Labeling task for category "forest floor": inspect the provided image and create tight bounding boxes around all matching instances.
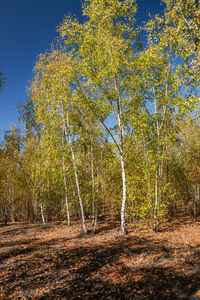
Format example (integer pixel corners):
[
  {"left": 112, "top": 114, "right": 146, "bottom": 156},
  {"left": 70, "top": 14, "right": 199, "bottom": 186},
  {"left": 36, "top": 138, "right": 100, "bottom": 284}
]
[{"left": 0, "top": 217, "right": 200, "bottom": 299}]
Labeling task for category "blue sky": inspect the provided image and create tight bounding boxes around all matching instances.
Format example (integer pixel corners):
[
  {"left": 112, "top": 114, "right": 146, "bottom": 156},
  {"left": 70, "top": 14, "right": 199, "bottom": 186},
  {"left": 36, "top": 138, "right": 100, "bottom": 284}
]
[{"left": 0, "top": 0, "right": 162, "bottom": 133}]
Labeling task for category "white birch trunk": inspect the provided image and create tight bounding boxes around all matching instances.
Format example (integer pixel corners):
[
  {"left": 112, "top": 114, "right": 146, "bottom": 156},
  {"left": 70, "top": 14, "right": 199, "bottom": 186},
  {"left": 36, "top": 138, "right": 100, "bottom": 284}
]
[
  {"left": 9, "top": 181, "right": 15, "bottom": 223},
  {"left": 153, "top": 169, "right": 159, "bottom": 232},
  {"left": 69, "top": 175, "right": 81, "bottom": 220},
  {"left": 194, "top": 184, "right": 199, "bottom": 219},
  {"left": 153, "top": 95, "right": 160, "bottom": 232},
  {"left": 100, "top": 152, "right": 105, "bottom": 215},
  {"left": 120, "top": 151, "right": 127, "bottom": 234},
  {"left": 70, "top": 139, "right": 87, "bottom": 233},
  {"left": 32, "top": 189, "right": 37, "bottom": 221},
  {"left": 91, "top": 146, "right": 97, "bottom": 233},
  {"left": 62, "top": 134, "right": 70, "bottom": 226},
  {"left": 40, "top": 203, "right": 46, "bottom": 225},
  {"left": 70, "top": 140, "right": 87, "bottom": 233},
  {"left": 95, "top": 165, "right": 99, "bottom": 231},
  {"left": 142, "top": 134, "right": 151, "bottom": 211},
  {"left": 39, "top": 179, "right": 46, "bottom": 224},
  {"left": 115, "top": 77, "right": 127, "bottom": 235},
  {"left": 62, "top": 156, "right": 71, "bottom": 226},
  {"left": 62, "top": 109, "right": 87, "bottom": 233},
  {"left": 60, "top": 186, "right": 63, "bottom": 211}
]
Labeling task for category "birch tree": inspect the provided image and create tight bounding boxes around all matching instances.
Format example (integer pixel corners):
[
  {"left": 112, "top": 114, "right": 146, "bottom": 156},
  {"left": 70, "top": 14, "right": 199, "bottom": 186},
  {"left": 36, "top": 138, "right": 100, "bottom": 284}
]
[
  {"left": 30, "top": 50, "right": 89, "bottom": 233},
  {"left": 59, "top": 0, "right": 139, "bottom": 234}
]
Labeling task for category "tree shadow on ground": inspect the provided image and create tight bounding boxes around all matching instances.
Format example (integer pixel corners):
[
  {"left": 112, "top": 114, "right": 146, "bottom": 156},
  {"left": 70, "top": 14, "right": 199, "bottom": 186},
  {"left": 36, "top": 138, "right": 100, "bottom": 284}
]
[
  {"left": 1, "top": 228, "right": 200, "bottom": 300},
  {"left": 0, "top": 224, "right": 51, "bottom": 236},
  {"left": 40, "top": 239, "right": 200, "bottom": 299},
  {"left": 0, "top": 238, "right": 39, "bottom": 249},
  {"left": 160, "top": 216, "right": 200, "bottom": 233}
]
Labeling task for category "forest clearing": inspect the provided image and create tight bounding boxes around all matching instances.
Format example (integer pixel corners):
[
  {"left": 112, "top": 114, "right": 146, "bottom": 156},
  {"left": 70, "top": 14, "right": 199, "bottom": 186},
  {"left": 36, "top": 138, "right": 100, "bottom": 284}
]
[{"left": 1, "top": 217, "right": 200, "bottom": 299}]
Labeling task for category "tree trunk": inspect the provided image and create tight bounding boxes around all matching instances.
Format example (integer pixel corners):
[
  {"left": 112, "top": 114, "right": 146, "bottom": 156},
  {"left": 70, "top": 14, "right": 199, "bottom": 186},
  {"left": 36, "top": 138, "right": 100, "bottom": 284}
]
[
  {"left": 91, "top": 146, "right": 97, "bottom": 233},
  {"left": 114, "top": 111, "right": 127, "bottom": 234},
  {"left": 39, "top": 180, "right": 46, "bottom": 224},
  {"left": 62, "top": 134, "right": 70, "bottom": 226},
  {"left": 3, "top": 180, "right": 9, "bottom": 225},
  {"left": 153, "top": 168, "right": 159, "bottom": 232},
  {"left": 32, "top": 189, "right": 38, "bottom": 222},
  {"left": 69, "top": 175, "right": 81, "bottom": 220},
  {"left": 194, "top": 184, "right": 199, "bottom": 219},
  {"left": 114, "top": 77, "right": 127, "bottom": 235},
  {"left": 100, "top": 152, "right": 105, "bottom": 215},
  {"left": 40, "top": 202, "right": 46, "bottom": 224},
  {"left": 4, "top": 214, "right": 8, "bottom": 225},
  {"left": 120, "top": 151, "right": 127, "bottom": 234},
  {"left": 10, "top": 182, "right": 15, "bottom": 223},
  {"left": 62, "top": 109, "right": 87, "bottom": 234},
  {"left": 69, "top": 138, "right": 87, "bottom": 233},
  {"left": 153, "top": 94, "right": 161, "bottom": 233}
]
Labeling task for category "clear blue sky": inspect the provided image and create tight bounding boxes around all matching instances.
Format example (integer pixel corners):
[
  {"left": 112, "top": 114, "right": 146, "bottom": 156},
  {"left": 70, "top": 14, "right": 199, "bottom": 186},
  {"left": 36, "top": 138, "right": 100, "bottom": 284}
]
[{"left": 0, "top": 0, "right": 162, "bottom": 133}]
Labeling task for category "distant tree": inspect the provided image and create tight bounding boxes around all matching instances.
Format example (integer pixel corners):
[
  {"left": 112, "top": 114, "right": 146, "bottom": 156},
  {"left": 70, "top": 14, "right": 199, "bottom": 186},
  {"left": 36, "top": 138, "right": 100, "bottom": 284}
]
[{"left": 0, "top": 126, "right": 22, "bottom": 223}]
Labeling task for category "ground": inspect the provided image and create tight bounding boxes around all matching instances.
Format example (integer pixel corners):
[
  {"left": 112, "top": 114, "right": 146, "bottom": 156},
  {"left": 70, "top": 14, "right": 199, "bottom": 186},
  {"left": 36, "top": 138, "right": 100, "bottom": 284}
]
[{"left": 0, "top": 217, "right": 200, "bottom": 299}]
